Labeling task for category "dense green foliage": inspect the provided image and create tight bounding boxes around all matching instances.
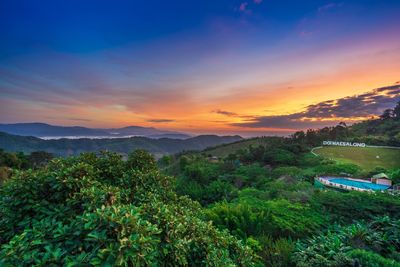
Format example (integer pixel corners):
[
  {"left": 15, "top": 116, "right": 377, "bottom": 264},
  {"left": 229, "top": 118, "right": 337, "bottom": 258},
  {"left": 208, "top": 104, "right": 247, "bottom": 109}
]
[
  {"left": 0, "top": 149, "right": 53, "bottom": 184},
  {"left": 0, "top": 149, "right": 53, "bottom": 169},
  {"left": 205, "top": 197, "right": 325, "bottom": 239},
  {"left": 166, "top": 139, "right": 400, "bottom": 265},
  {"left": 351, "top": 101, "right": 400, "bottom": 146},
  {"left": 0, "top": 151, "right": 255, "bottom": 266},
  {"left": 294, "top": 216, "right": 400, "bottom": 266},
  {"left": 296, "top": 101, "right": 400, "bottom": 147},
  {"left": 311, "top": 190, "right": 400, "bottom": 223},
  {"left": 159, "top": 102, "right": 400, "bottom": 266}
]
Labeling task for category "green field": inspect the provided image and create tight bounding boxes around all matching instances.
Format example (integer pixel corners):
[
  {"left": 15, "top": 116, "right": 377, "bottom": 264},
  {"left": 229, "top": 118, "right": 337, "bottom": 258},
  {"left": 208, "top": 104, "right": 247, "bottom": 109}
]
[{"left": 313, "top": 146, "right": 400, "bottom": 171}]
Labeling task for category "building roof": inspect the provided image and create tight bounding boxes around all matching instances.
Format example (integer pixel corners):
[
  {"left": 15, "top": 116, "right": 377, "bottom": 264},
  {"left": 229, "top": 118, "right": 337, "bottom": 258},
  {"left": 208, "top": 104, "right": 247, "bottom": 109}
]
[{"left": 372, "top": 173, "right": 389, "bottom": 179}]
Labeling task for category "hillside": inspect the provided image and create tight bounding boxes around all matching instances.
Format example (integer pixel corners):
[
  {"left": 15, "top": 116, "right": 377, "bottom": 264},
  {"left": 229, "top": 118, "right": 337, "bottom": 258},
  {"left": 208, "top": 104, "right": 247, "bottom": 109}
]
[
  {"left": 203, "top": 101, "right": 400, "bottom": 159},
  {"left": 0, "top": 132, "right": 242, "bottom": 157},
  {"left": 204, "top": 136, "right": 284, "bottom": 158},
  {"left": 312, "top": 146, "right": 400, "bottom": 171}
]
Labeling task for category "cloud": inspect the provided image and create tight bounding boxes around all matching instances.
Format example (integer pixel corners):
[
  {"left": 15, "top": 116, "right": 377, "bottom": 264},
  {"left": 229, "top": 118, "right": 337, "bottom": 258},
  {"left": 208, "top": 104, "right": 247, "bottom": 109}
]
[
  {"left": 238, "top": 2, "right": 252, "bottom": 14},
  {"left": 209, "top": 120, "right": 230, "bottom": 123},
  {"left": 212, "top": 109, "right": 255, "bottom": 119},
  {"left": 239, "top": 2, "right": 248, "bottom": 11},
  {"left": 212, "top": 109, "right": 239, "bottom": 117},
  {"left": 299, "top": 30, "right": 314, "bottom": 37},
  {"left": 44, "top": 116, "right": 92, "bottom": 122},
  {"left": 67, "top": 117, "right": 93, "bottom": 122},
  {"left": 146, "top": 119, "right": 175, "bottom": 123},
  {"left": 0, "top": 51, "right": 201, "bottom": 119},
  {"left": 237, "top": 0, "right": 263, "bottom": 15},
  {"left": 233, "top": 85, "right": 400, "bottom": 129},
  {"left": 318, "top": 2, "right": 343, "bottom": 12}
]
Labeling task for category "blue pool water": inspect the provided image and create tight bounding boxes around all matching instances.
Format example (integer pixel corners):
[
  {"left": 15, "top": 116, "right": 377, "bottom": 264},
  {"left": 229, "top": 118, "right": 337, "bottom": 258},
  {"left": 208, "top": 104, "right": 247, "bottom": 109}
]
[{"left": 328, "top": 178, "right": 390, "bottom": 191}]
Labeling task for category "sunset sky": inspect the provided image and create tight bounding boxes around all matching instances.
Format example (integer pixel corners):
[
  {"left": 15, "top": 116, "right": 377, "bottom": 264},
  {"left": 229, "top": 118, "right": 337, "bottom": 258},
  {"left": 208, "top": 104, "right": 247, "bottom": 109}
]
[{"left": 0, "top": 0, "right": 400, "bottom": 136}]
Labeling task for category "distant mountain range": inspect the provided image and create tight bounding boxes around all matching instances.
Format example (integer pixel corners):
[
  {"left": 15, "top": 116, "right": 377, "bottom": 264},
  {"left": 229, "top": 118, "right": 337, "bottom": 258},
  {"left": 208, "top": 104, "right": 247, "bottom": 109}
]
[
  {"left": 0, "top": 131, "right": 242, "bottom": 157},
  {"left": 0, "top": 123, "right": 191, "bottom": 139}
]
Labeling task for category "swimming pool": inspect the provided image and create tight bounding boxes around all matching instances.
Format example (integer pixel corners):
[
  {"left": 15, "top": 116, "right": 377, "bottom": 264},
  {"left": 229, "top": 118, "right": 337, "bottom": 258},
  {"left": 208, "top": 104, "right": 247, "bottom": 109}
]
[{"left": 327, "top": 177, "right": 390, "bottom": 191}]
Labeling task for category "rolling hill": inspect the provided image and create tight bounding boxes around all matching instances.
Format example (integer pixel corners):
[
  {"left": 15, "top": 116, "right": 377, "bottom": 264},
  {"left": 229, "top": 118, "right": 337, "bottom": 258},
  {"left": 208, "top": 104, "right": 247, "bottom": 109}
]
[
  {"left": 203, "top": 136, "right": 285, "bottom": 158},
  {"left": 0, "top": 132, "right": 242, "bottom": 157}
]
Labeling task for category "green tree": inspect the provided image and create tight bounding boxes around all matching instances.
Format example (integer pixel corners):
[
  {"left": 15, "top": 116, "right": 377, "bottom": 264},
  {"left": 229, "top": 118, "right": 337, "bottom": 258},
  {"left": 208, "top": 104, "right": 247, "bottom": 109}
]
[
  {"left": 393, "top": 101, "right": 400, "bottom": 120},
  {"left": 28, "top": 151, "right": 53, "bottom": 168},
  {"left": 126, "top": 149, "right": 157, "bottom": 172}
]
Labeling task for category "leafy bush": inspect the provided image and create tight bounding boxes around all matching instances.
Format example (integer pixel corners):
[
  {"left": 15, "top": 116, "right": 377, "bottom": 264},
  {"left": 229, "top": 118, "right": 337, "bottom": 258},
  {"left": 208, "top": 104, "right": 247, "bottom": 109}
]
[
  {"left": 389, "top": 168, "right": 400, "bottom": 184},
  {"left": 176, "top": 177, "right": 238, "bottom": 205},
  {"left": 257, "top": 236, "right": 295, "bottom": 267},
  {"left": 205, "top": 197, "right": 325, "bottom": 239},
  {"left": 0, "top": 151, "right": 256, "bottom": 266},
  {"left": 311, "top": 190, "right": 400, "bottom": 223},
  {"left": 293, "top": 216, "right": 400, "bottom": 266},
  {"left": 0, "top": 167, "right": 12, "bottom": 184},
  {"left": 314, "top": 162, "right": 362, "bottom": 176},
  {"left": 263, "top": 149, "right": 297, "bottom": 165},
  {"left": 183, "top": 160, "right": 219, "bottom": 184},
  {"left": 126, "top": 149, "right": 157, "bottom": 172},
  {"left": 347, "top": 249, "right": 400, "bottom": 267},
  {"left": 271, "top": 166, "right": 304, "bottom": 179},
  {"left": 233, "top": 163, "right": 269, "bottom": 187}
]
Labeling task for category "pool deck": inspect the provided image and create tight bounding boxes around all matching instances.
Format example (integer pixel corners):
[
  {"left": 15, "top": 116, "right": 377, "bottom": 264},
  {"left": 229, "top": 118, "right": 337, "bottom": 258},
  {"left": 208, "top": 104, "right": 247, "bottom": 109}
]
[{"left": 315, "top": 176, "right": 388, "bottom": 192}]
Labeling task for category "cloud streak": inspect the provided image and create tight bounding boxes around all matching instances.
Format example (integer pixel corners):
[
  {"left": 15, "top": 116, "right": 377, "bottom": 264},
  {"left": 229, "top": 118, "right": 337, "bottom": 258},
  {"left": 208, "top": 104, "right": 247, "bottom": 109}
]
[
  {"left": 212, "top": 109, "right": 255, "bottom": 120},
  {"left": 212, "top": 109, "right": 239, "bottom": 117},
  {"left": 146, "top": 119, "right": 175, "bottom": 123},
  {"left": 318, "top": 2, "right": 343, "bottom": 12}
]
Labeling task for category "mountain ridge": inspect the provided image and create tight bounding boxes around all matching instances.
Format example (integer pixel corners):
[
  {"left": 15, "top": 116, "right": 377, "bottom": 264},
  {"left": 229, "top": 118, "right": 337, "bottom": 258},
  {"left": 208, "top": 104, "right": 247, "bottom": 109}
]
[
  {"left": 0, "top": 122, "right": 191, "bottom": 139},
  {"left": 0, "top": 131, "right": 242, "bottom": 157}
]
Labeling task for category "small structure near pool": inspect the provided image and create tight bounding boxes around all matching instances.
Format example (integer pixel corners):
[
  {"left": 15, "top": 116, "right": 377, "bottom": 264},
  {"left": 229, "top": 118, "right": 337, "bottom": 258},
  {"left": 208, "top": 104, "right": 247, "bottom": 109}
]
[
  {"left": 315, "top": 176, "right": 392, "bottom": 192},
  {"left": 371, "top": 173, "right": 392, "bottom": 186}
]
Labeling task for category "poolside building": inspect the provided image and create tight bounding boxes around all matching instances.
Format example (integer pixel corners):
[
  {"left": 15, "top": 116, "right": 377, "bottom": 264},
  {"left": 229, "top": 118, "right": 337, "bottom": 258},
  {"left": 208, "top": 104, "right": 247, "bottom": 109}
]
[{"left": 371, "top": 173, "right": 392, "bottom": 186}]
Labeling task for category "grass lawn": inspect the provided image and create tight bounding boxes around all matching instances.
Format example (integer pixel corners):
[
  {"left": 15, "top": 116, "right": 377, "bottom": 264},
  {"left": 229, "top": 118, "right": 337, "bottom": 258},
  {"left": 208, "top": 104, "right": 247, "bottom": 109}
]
[{"left": 313, "top": 146, "right": 400, "bottom": 171}]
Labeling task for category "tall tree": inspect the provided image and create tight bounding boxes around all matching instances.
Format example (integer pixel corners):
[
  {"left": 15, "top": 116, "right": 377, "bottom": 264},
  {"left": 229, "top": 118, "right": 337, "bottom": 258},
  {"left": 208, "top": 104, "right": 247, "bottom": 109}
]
[
  {"left": 393, "top": 100, "right": 400, "bottom": 120},
  {"left": 380, "top": 108, "right": 393, "bottom": 120}
]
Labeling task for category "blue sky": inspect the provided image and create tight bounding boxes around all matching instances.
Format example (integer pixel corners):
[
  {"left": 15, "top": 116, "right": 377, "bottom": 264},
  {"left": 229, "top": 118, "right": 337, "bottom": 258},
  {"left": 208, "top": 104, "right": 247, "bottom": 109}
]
[{"left": 0, "top": 0, "right": 399, "bottom": 135}]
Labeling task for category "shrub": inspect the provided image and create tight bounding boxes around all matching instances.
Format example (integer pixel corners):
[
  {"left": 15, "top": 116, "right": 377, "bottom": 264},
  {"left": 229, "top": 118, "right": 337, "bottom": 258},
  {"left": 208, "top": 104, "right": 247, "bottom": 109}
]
[
  {"left": 0, "top": 152, "right": 256, "bottom": 266},
  {"left": 258, "top": 236, "right": 295, "bottom": 267},
  {"left": 311, "top": 191, "right": 400, "bottom": 223},
  {"left": 126, "top": 149, "right": 157, "bottom": 172},
  {"left": 205, "top": 197, "right": 325, "bottom": 239},
  {"left": 271, "top": 166, "right": 304, "bottom": 179},
  {"left": 293, "top": 217, "right": 400, "bottom": 266},
  {"left": 314, "top": 162, "right": 362, "bottom": 176},
  {"left": 347, "top": 249, "right": 400, "bottom": 267}
]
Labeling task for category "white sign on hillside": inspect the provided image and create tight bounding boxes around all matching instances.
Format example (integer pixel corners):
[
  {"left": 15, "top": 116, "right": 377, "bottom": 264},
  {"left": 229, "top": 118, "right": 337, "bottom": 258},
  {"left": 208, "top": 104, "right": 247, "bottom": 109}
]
[{"left": 323, "top": 140, "right": 366, "bottom": 147}]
